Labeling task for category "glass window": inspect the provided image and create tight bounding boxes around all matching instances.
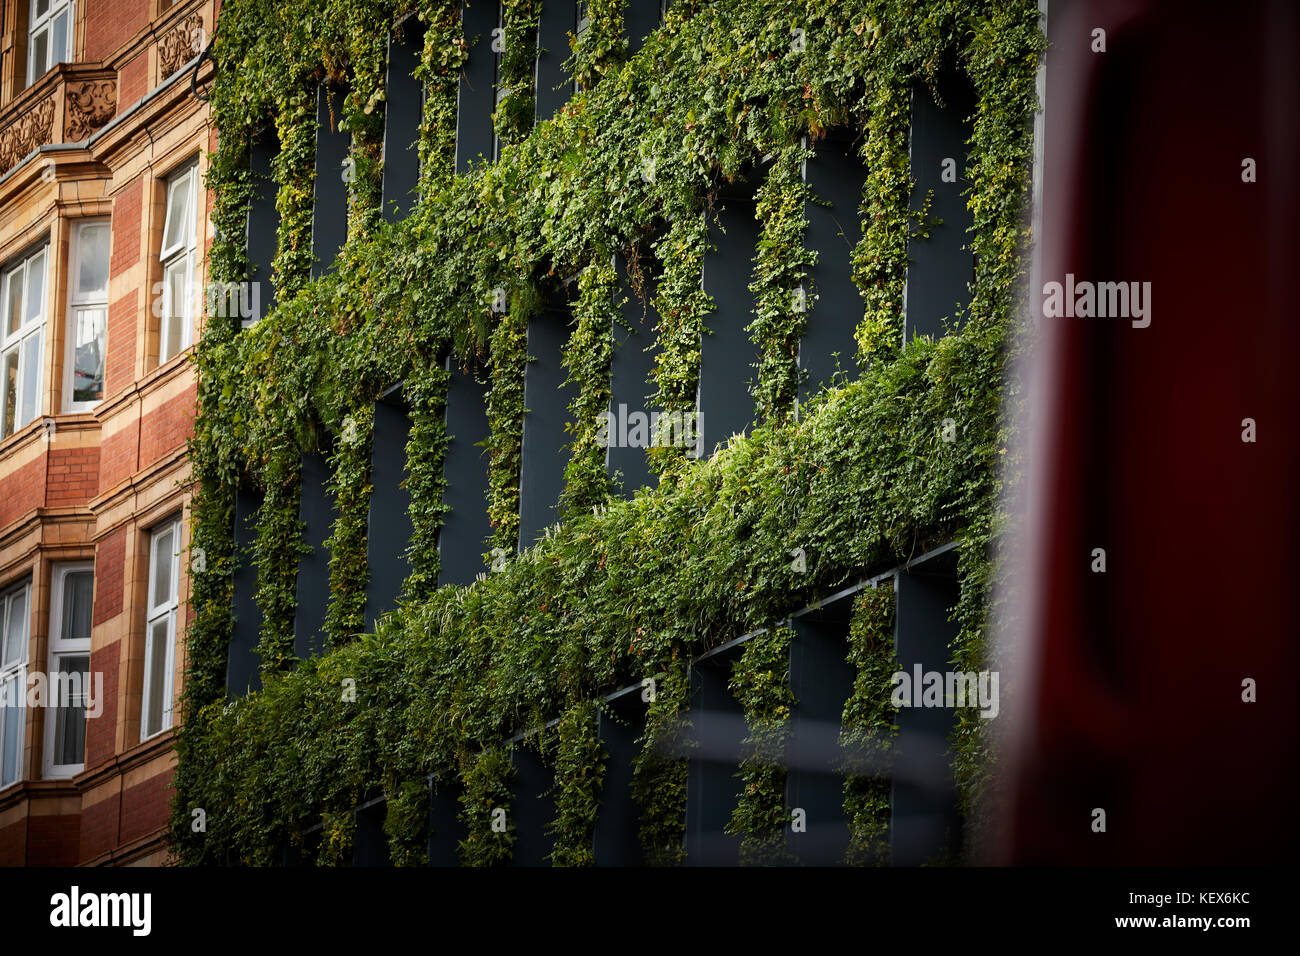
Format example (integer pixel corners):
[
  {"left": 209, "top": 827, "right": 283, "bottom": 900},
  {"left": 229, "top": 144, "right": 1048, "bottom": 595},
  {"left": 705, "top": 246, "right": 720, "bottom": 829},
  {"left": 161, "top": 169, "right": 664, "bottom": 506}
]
[
  {"left": 159, "top": 166, "right": 197, "bottom": 363},
  {"left": 27, "top": 0, "right": 73, "bottom": 86},
  {"left": 141, "top": 520, "right": 180, "bottom": 740},
  {"left": 0, "top": 581, "right": 30, "bottom": 789},
  {"left": 0, "top": 246, "right": 47, "bottom": 438},
  {"left": 45, "top": 565, "right": 92, "bottom": 777},
  {"left": 67, "top": 221, "right": 109, "bottom": 408}
]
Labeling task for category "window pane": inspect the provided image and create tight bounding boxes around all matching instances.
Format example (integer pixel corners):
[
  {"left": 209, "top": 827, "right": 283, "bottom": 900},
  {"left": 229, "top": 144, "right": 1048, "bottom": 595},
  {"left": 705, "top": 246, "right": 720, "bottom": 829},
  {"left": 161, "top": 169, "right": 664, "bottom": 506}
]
[
  {"left": 143, "top": 618, "right": 170, "bottom": 737},
  {"left": 24, "top": 250, "right": 45, "bottom": 326},
  {"left": 76, "top": 224, "right": 110, "bottom": 299},
  {"left": 2, "top": 349, "right": 15, "bottom": 436},
  {"left": 3, "top": 588, "right": 26, "bottom": 668},
  {"left": 5, "top": 270, "right": 21, "bottom": 336},
  {"left": 162, "top": 259, "right": 187, "bottom": 361},
  {"left": 72, "top": 306, "right": 105, "bottom": 403},
  {"left": 36, "top": 0, "right": 52, "bottom": 19},
  {"left": 61, "top": 572, "right": 93, "bottom": 643},
  {"left": 162, "top": 175, "right": 190, "bottom": 253},
  {"left": 52, "top": 654, "right": 89, "bottom": 766},
  {"left": 31, "top": 29, "right": 49, "bottom": 78},
  {"left": 1, "top": 675, "right": 22, "bottom": 786},
  {"left": 50, "top": 10, "right": 68, "bottom": 68},
  {"left": 19, "top": 332, "right": 41, "bottom": 427},
  {"left": 152, "top": 527, "right": 175, "bottom": 607}
]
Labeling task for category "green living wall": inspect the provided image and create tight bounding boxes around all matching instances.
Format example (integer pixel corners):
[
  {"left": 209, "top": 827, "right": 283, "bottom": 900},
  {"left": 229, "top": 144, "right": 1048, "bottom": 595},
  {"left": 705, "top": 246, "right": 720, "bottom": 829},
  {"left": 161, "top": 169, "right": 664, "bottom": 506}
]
[{"left": 172, "top": 0, "right": 1043, "bottom": 865}]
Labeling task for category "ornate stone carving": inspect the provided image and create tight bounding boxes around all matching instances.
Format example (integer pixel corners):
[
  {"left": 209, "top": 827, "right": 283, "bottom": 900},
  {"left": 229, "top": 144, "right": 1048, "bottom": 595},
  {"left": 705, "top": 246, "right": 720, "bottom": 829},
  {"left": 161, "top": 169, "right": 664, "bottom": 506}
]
[
  {"left": 160, "top": 13, "right": 205, "bottom": 81},
  {"left": 0, "top": 96, "right": 55, "bottom": 176},
  {"left": 65, "top": 80, "right": 118, "bottom": 141}
]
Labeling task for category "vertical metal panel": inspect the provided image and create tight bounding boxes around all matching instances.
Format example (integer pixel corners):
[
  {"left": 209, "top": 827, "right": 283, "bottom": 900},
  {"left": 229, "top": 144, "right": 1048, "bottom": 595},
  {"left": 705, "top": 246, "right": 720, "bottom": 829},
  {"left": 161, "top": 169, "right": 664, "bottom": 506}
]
[
  {"left": 787, "top": 604, "right": 857, "bottom": 864},
  {"left": 294, "top": 449, "right": 335, "bottom": 661},
  {"left": 438, "top": 361, "right": 494, "bottom": 586},
  {"left": 801, "top": 131, "right": 867, "bottom": 402},
  {"left": 364, "top": 392, "right": 415, "bottom": 631},
  {"left": 891, "top": 552, "right": 962, "bottom": 865},
  {"left": 246, "top": 128, "right": 279, "bottom": 321},
  {"left": 607, "top": 252, "right": 658, "bottom": 495},
  {"left": 352, "top": 801, "right": 392, "bottom": 866},
  {"left": 684, "top": 645, "right": 745, "bottom": 865},
  {"left": 904, "top": 75, "right": 976, "bottom": 341},
  {"left": 311, "top": 82, "right": 352, "bottom": 277},
  {"left": 510, "top": 744, "right": 556, "bottom": 866},
  {"left": 227, "top": 484, "right": 264, "bottom": 697},
  {"left": 699, "top": 195, "right": 761, "bottom": 454},
  {"left": 518, "top": 301, "right": 577, "bottom": 547},
  {"left": 428, "top": 778, "right": 465, "bottom": 866},
  {"left": 382, "top": 19, "right": 427, "bottom": 221},
  {"left": 624, "top": 0, "right": 661, "bottom": 56},
  {"left": 593, "top": 687, "right": 648, "bottom": 865},
  {"left": 535, "top": 0, "right": 576, "bottom": 122},
  {"left": 457, "top": 0, "right": 500, "bottom": 172}
]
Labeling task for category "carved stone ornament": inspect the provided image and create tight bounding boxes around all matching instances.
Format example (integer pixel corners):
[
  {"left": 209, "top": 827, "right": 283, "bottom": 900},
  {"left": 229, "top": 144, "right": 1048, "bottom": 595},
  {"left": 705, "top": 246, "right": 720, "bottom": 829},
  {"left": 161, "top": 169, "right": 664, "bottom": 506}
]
[
  {"left": 65, "top": 80, "right": 118, "bottom": 141},
  {"left": 0, "top": 96, "right": 56, "bottom": 176},
  {"left": 160, "top": 13, "right": 205, "bottom": 81}
]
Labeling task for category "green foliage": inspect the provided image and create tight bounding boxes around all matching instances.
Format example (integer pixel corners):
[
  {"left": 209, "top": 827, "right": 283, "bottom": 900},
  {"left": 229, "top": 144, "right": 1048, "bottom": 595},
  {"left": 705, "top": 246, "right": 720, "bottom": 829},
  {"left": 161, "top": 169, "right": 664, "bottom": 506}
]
[
  {"left": 172, "top": 0, "right": 1045, "bottom": 866},
  {"left": 840, "top": 582, "right": 897, "bottom": 865},
  {"left": 548, "top": 700, "right": 607, "bottom": 865},
  {"left": 726, "top": 624, "right": 796, "bottom": 865}
]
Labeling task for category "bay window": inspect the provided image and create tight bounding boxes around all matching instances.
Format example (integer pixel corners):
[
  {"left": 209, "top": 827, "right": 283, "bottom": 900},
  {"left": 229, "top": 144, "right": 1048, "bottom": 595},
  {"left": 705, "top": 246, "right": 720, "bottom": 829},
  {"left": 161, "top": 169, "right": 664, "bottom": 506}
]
[
  {"left": 141, "top": 519, "right": 180, "bottom": 740},
  {"left": 1, "top": 580, "right": 31, "bottom": 789},
  {"left": 66, "top": 220, "right": 109, "bottom": 409},
  {"left": 27, "top": 0, "right": 74, "bottom": 86},
  {"left": 1, "top": 245, "right": 47, "bottom": 439},
  {"left": 159, "top": 164, "right": 198, "bottom": 364},
  {"left": 44, "top": 564, "right": 92, "bottom": 777}
]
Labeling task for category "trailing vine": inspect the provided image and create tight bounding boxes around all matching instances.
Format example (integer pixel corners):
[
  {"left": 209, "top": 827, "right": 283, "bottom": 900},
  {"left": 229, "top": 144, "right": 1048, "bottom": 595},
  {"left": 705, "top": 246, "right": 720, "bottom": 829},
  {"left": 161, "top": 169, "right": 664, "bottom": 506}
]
[
  {"left": 840, "top": 581, "right": 897, "bottom": 865},
  {"left": 725, "top": 624, "right": 796, "bottom": 865},
  {"left": 560, "top": 260, "right": 618, "bottom": 512},
  {"left": 170, "top": 0, "right": 1045, "bottom": 867},
  {"left": 548, "top": 700, "right": 607, "bottom": 865}
]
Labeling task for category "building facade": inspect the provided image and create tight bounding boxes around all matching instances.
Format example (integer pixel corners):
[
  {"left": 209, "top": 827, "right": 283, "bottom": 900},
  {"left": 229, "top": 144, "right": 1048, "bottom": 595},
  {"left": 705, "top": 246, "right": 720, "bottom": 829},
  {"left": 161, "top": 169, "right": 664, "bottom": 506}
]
[{"left": 0, "top": 0, "right": 215, "bottom": 865}]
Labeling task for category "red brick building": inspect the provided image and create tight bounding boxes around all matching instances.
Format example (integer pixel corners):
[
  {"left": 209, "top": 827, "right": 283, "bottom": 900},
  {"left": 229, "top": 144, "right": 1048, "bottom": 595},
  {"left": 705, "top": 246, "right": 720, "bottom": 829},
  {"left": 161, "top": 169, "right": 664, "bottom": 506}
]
[{"left": 0, "top": 0, "right": 215, "bottom": 865}]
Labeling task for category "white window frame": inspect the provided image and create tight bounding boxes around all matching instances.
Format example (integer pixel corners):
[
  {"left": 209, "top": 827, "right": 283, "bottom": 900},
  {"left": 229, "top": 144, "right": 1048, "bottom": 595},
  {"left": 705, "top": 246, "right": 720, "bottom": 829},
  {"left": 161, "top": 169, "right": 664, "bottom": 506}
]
[
  {"left": 43, "top": 563, "right": 92, "bottom": 778},
  {"left": 1, "top": 579, "right": 32, "bottom": 790},
  {"left": 158, "top": 164, "right": 198, "bottom": 364},
  {"left": 26, "top": 0, "right": 74, "bottom": 86},
  {"left": 1, "top": 244, "right": 49, "bottom": 439},
  {"left": 141, "top": 518, "right": 181, "bottom": 741},
  {"left": 64, "top": 219, "right": 109, "bottom": 412}
]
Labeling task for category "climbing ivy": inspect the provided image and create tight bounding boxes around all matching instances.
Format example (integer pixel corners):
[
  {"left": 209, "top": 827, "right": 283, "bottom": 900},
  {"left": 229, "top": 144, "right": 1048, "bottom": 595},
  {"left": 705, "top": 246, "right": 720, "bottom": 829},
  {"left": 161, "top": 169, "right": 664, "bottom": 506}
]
[{"left": 171, "top": 0, "right": 1045, "bottom": 867}]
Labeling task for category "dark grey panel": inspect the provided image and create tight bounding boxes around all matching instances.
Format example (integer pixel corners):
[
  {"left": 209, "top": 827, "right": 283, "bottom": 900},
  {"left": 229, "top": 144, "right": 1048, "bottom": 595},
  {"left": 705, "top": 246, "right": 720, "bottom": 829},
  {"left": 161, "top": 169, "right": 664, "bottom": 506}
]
[
  {"left": 364, "top": 393, "right": 414, "bottom": 631},
  {"left": 802, "top": 132, "right": 867, "bottom": 402},
  {"left": 438, "top": 361, "right": 494, "bottom": 586},
  {"left": 685, "top": 645, "right": 744, "bottom": 865},
  {"left": 625, "top": 0, "right": 661, "bottom": 56},
  {"left": 519, "top": 303, "right": 577, "bottom": 546},
  {"left": 510, "top": 744, "right": 556, "bottom": 866},
  {"left": 428, "top": 778, "right": 464, "bottom": 866},
  {"left": 457, "top": 1, "right": 500, "bottom": 172},
  {"left": 294, "top": 450, "right": 335, "bottom": 661},
  {"left": 312, "top": 83, "right": 351, "bottom": 277},
  {"left": 699, "top": 197, "right": 761, "bottom": 453},
  {"left": 891, "top": 555, "right": 962, "bottom": 866},
  {"left": 246, "top": 128, "right": 279, "bottom": 321},
  {"left": 382, "top": 19, "right": 427, "bottom": 222},
  {"left": 787, "top": 603, "right": 856, "bottom": 865},
  {"left": 608, "top": 253, "right": 658, "bottom": 495},
  {"left": 535, "top": 0, "right": 576, "bottom": 121},
  {"left": 227, "top": 484, "right": 264, "bottom": 698},
  {"left": 905, "top": 76, "right": 976, "bottom": 341},
  {"left": 352, "top": 801, "right": 392, "bottom": 866},
  {"left": 593, "top": 689, "right": 648, "bottom": 865}
]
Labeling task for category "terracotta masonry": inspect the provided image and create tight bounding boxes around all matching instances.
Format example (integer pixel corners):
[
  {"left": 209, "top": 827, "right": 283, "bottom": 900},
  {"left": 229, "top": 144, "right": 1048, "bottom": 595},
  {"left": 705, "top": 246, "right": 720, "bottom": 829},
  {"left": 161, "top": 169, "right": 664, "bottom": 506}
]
[{"left": 0, "top": 0, "right": 218, "bottom": 865}]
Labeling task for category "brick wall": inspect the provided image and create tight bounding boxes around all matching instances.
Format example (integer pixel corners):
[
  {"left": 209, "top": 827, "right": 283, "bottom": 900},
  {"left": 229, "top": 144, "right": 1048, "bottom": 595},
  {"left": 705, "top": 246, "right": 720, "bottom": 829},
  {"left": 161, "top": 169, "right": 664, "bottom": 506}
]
[
  {"left": 119, "top": 771, "right": 172, "bottom": 846},
  {"left": 92, "top": 533, "right": 126, "bottom": 627},
  {"left": 84, "top": 0, "right": 151, "bottom": 62},
  {"left": 44, "top": 447, "right": 101, "bottom": 507},
  {"left": 25, "top": 814, "right": 80, "bottom": 866},
  {"left": 0, "top": 818, "right": 24, "bottom": 865},
  {"left": 78, "top": 791, "right": 120, "bottom": 863},
  {"left": 85, "top": 638, "right": 121, "bottom": 771},
  {"left": 0, "top": 455, "right": 45, "bottom": 528},
  {"left": 118, "top": 54, "right": 148, "bottom": 113},
  {"left": 140, "top": 384, "right": 198, "bottom": 468}
]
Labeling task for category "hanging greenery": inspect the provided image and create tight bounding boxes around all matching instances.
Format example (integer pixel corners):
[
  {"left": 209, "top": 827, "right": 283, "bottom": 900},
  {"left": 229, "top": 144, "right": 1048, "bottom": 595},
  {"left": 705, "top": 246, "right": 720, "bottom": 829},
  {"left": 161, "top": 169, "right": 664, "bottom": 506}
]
[{"left": 171, "top": 0, "right": 1044, "bottom": 866}]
